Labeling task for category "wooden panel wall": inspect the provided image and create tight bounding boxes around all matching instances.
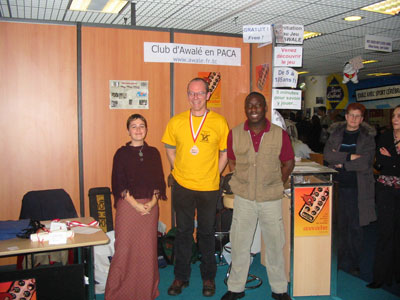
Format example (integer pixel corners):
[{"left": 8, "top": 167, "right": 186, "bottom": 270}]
[
  {"left": 0, "top": 22, "right": 78, "bottom": 265},
  {"left": 251, "top": 43, "right": 273, "bottom": 119},
  {"left": 81, "top": 27, "right": 172, "bottom": 229},
  {"left": 173, "top": 33, "right": 251, "bottom": 130}
]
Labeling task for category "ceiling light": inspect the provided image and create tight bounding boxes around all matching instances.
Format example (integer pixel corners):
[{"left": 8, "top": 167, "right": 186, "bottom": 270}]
[
  {"left": 361, "top": 0, "right": 400, "bottom": 15},
  {"left": 303, "top": 31, "right": 322, "bottom": 40},
  {"left": 70, "top": 0, "right": 128, "bottom": 14},
  {"left": 297, "top": 71, "right": 309, "bottom": 75},
  {"left": 363, "top": 60, "right": 378, "bottom": 64},
  {"left": 366, "top": 72, "right": 393, "bottom": 76},
  {"left": 344, "top": 16, "right": 363, "bottom": 21}
]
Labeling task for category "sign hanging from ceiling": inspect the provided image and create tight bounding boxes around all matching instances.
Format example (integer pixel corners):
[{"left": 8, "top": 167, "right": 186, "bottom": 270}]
[
  {"left": 274, "top": 24, "right": 304, "bottom": 44},
  {"left": 272, "top": 89, "right": 302, "bottom": 110},
  {"left": 273, "top": 67, "right": 298, "bottom": 88},
  {"left": 365, "top": 35, "right": 392, "bottom": 52},
  {"left": 242, "top": 25, "right": 273, "bottom": 44},
  {"left": 274, "top": 46, "right": 303, "bottom": 67},
  {"left": 143, "top": 42, "right": 241, "bottom": 66},
  {"left": 356, "top": 85, "right": 400, "bottom": 102}
]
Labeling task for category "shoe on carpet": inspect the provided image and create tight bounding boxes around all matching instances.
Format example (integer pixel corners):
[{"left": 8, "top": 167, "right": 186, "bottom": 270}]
[
  {"left": 366, "top": 281, "right": 383, "bottom": 289},
  {"left": 272, "top": 292, "right": 292, "bottom": 300},
  {"left": 221, "top": 291, "right": 245, "bottom": 300},
  {"left": 167, "top": 279, "right": 189, "bottom": 296},
  {"left": 203, "top": 279, "right": 216, "bottom": 297}
]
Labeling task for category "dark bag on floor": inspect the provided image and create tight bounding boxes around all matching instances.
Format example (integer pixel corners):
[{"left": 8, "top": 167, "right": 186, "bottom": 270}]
[{"left": 161, "top": 227, "right": 199, "bottom": 265}]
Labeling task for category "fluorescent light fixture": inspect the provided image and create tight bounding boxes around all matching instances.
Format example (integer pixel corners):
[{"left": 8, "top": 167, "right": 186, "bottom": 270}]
[
  {"left": 297, "top": 71, "right": 309, "bottom": 75},
  {"left": 303, "top": 31, "right": 322, "bottom": 40},
  {"left": 363, "top": 60, "right": 378, "bottom": 64},
  {"left": 70, "top": 0, "right": 128, "bottom": 13},
  {"left": 366, "top": 72, "right": 393, "bottom": 76},
  {"left": 361, "top": 0, "right": 400, "bottom": 15},
  {"left": 344, "top": 16, "right": 363, "bottom": 21}
]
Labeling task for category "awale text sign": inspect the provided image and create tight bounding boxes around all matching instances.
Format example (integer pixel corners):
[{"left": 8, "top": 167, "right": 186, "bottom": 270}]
[
  {"left": 143, "top": 42, "right": 241, "bottom": 66},
  {"left": 272, "top": 89, "right": 302, "bottom": 110}
]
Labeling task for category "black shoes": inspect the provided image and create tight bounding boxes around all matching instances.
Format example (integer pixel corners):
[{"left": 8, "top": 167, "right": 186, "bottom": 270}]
[
  {"left": 272, "top": 292, "right": 292, "bottom": 300},
  {"left": 167, "top": 279, "right": 189, "bottom": 296},
  {"left": 366, "top": 281, "right": 383, "bottom": 289},
  {"left": 221, "top": 291, "right": 245, "bottom": 300},
  {"left": 203, "top": 279, "right": 216, "bottom": 297}
]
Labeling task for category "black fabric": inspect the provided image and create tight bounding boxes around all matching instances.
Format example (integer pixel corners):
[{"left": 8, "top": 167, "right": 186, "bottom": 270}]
[
  {"left": 19, "top": 189, "right": 78, "bottom": 221},
  {"left": 88, "top": 187, "right": 113, "bottom": 232},
  {"left": 334, "top": 130, "right": 359, "bottom": 187}
]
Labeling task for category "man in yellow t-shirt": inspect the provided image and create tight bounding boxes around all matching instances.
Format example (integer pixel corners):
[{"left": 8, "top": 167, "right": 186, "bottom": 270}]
[{"left": 162, "top": 77, "right": 229, "bottom": 297}]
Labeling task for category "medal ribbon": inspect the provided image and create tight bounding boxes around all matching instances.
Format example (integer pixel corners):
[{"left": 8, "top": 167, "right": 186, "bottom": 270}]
[{"left": 190, "top": 111, "right": 208, "bottom": 144}]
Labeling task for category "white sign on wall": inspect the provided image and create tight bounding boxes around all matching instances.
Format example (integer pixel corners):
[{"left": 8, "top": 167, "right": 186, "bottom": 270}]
[
  {"left": 272, "top": 89, "right": 302, "bottom": 110},
  {"left": 274, "top": 24, "right": 304, "bottom": 44},
  {"left": 242, "top": 25, "right": 273, "bottom": 44},
  {"left": 143, "top": 42, "right": 241, "bottom": 66},
  {"left": 274, "top": 46, "right": 303, "bottom": 67},
  {"left": 365, "top": 35, "right": 392, "bottom": 52},
  {"left": 273, "top": 67, "right": 298, "bottom": 88}
]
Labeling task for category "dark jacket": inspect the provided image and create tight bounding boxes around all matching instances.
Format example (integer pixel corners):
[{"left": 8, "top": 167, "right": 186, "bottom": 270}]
[
  {"left": 323, "top": 121, "right": 376, "bottom": 226},
  {"left": 375, "top": 129, "right": 400, "bottom": 177}
]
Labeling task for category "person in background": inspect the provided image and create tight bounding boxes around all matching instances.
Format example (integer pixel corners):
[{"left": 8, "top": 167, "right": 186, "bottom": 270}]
[
  {"left": 162, "top": 78, "right": 229, "bottom": 297},
  {"left": 307, "top": 115, "right": 323, "bottom": 152},
  {"left": 105, "top": 114, "right": 167, "bottom": 300},
  {"left": 367, "top": 105, "right": 400, "bottom": 289},
  {"left": 221, "top": 92, "right": 294, "bottom": 300},
  {"left": 323, "top": 103, "right": 376, "bottom": 276},
  {"left": 291, "top": 133, "right": 314, "bottom": 160},
  {"left": 317, "top": 106, "right": 333, "bottom": 128}
]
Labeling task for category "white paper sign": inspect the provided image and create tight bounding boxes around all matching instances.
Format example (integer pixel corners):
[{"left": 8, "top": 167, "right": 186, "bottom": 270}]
[
  {"left": 365, "top": 35, "right": 392, "bottom": 52},
  {"left": 243, "top": 25, "right": 272, "bottom": 44},
  {"left": 275, "top": 24, "right": 304, "bottom": 44},
  {"left": 273, "top": 67, "right": 298, "bottom": 88},
  {"left": 272, "top": 89, "right": 302, "bottom": 110},
  {"left": 274, "top": 47, "right": 303, "bottom": 67},
  {"left": 144, "top": 42, "right": 241, "bottom": 66}
]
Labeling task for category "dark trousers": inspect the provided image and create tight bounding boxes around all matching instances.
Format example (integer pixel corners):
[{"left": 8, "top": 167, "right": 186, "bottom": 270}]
[
  {"left": 372, "top": 183, "right": 400, "bottom": 284},
  {"left": 172, "top": 181, "right": 219, "bottom": 281},
  {"left": 337, "top": 187, "right": 363, "bottom": 272}
]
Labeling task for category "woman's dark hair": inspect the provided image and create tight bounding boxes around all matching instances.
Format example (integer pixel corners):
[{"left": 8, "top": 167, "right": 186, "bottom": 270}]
[{"left": 126, "top": 114, "right": 147, "bottom": 130}]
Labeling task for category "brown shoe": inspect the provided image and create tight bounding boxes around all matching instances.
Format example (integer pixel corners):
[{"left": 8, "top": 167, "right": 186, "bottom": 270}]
[
  {"left": 203, "top": 279, "right": 216, "bottom": 297},
  {"left": 167, "top": 279, "right": 189, "bottom": 296}
]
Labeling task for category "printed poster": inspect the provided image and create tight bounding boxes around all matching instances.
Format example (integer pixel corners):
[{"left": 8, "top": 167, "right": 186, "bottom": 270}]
[
  {"left": 255, "top": 63, "right": 270, "bottom": 92},
  {"left": 0, "top": 279, "right": 37, "bottom": 300},
  {"left": 198, "top": 72, "right": 222, "bottom": 108},
  {"left": 294, "top": 186, "right": 330, "bottom": 237},
  {"left": 109, "top": 80, "right": 149, "bottom": 109}
]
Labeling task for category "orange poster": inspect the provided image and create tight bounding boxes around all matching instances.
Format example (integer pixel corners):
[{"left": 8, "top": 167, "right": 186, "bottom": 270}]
[
  {"left": 0, "top": 279, "right": 37, "bottom": 300},
  {"left": 255, "top": 63, "right": 269, "bottom": 92},
  {"left": 294, "top": 186, "right": 330, "bottom": 237},
  {"left": 198, "top": 72, "right": 221, "bottom": 107}
]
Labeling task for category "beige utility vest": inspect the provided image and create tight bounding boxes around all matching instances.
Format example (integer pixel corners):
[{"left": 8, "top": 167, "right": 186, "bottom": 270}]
[{"left": 230, "top": 122, "right": 283, "bottom": 202}]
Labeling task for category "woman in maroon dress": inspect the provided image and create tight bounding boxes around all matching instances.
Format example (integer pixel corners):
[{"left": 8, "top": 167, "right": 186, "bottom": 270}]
[{"left": 105, "top": 114, "right": 167, "bottom": 300}]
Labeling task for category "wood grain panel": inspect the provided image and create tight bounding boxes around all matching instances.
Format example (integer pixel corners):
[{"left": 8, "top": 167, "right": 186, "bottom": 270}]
[
  {"left": 251, "top": 43, "right": 273, "bottom": 119},
  {"left": 0, "top": 22, "right": 78, "bottom": 265},
  {"left": 173, "top": 33, "right": 250, "bottom": 131},
  {"left": 81, "top": 27, "right": 172, "bottom": 229}
]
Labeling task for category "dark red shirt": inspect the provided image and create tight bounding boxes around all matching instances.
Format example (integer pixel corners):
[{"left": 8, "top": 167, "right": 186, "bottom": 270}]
[{"left": 227, "top": 119, "right": 294, "bottom": 162}]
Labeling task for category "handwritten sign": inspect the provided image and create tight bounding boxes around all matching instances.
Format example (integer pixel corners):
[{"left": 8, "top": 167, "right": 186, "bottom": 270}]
[
  {"left": 274, "top": 24, "right": 304, "bottom": 44},
  {"left": 273, "top": 67, "right": 298, "bottom": 88},
  {"left": 272, "top": 89, "right": 302, "bottom": 110},
  {"left": 274, "top": 46, "right": 303, "bottom": 67},
  {"left": 243, "top": 25, "right": 272, "bottom": 44}
]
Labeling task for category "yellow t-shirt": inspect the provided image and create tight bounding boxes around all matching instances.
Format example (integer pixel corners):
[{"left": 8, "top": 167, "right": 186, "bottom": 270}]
[{"left": 162, "top": 110, "right": 229, "bottom": 191}]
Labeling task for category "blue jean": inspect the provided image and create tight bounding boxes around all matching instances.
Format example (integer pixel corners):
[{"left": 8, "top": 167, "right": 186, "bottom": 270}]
[
  {"left": 172, "top": 181, "right": 219, "bottom": 281},
  {"left": 337, "top": 187, "right": 363, "bottom": 272}
]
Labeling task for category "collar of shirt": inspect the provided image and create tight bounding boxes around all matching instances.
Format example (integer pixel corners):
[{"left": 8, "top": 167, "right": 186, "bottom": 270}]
[{"left": 243, "top": 118, "right": 271, "bottom": 152}]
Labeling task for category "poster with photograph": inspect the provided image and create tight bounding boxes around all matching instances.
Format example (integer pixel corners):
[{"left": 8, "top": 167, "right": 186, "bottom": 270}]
[
  {"left": 109, "top": 80, "right": 149, "bottom": 109},
  {"left": 294, "top": 186, "right": 330, "bottom": 237},
  {"left": 198, "top": 72, "right": 222, "bottom": 107}
]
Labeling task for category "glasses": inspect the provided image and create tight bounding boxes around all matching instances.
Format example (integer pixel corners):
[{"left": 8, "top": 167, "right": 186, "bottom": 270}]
[
  {"left": 347, "top": 114, "right": 362, "bottom": 119},
  {"left": 188, "top": 91, "right": 207, "bottom": 98}
]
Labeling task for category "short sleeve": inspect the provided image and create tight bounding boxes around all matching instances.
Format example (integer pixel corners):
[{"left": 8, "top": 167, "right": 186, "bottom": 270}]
[
  {"left": 161, "top": 119, "right": 176, "bottom": 147},
  {"left": 279, "top": 130, "right": 295, "bottom": 162}
]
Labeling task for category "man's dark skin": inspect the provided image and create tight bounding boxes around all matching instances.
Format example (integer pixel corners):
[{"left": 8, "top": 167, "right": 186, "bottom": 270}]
[{"left": 228, "top": 93, "right": 294, "bottom": 182}]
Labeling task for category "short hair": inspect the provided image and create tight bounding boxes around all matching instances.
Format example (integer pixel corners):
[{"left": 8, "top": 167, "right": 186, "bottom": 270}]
[
  {"left": 187, "top": 77, "right": 209, "bottom": 93},
  {"left": 318, "top": 106, "right": 326, "bottom": 113},
  {"left": 245, "top": 92, "right": 266, "bottom": 107},
  {"left": 346, "top": 103, "right": 366, "bottom": 116},
  {"left": 126, "top": 113, "right": 147, "bottom": 130}
]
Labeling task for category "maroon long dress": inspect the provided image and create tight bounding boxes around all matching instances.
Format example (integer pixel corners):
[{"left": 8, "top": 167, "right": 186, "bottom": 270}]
[{"left": 105, "top": 142, "right": 166, "bottom": 300}]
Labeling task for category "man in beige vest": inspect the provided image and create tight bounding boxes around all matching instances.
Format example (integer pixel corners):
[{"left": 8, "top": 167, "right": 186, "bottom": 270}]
[{"left": 221, "top": 92, "right": 294, "bottom": 300}]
